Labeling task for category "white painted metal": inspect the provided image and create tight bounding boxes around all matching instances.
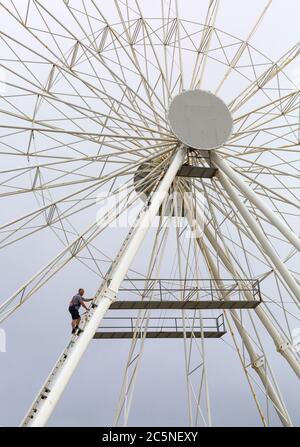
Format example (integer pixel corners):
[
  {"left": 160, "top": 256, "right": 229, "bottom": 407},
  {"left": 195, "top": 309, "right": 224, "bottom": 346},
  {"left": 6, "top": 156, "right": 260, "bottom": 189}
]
[
  {"left": 168, "top": 90, "right": 233, "bottom": 150},
  {"left": 109, "top": 146, "right": 186, "bottom": 291},
  {"left": 184, "top": 183, "right": 300, "bottom": 379},
  {"left": 215, "top": 168, "right": 300, "bottom": 303},
  {"left": 207, "top": 227, "right": 300, "bottom": 379},
  {"left": 21, "top": 288, "right": 116, "bottom": 427},
  {"left": 214, "top": 0, "right": 273, "bottom": 95},
  {"left": 0, "top": 148, "right": 174, "bottom": 323},
  {"left": 0, "top": 0, "right": 299, "bottom": 427},
  {"left": 211, "top": 152, "right": 300, "bottom": 252},
  {"left": 21, "top": 146, "right": 186, "bottom": 427},
  {"left": 183, "top": 193, "right": 293, "bottom": 427}
]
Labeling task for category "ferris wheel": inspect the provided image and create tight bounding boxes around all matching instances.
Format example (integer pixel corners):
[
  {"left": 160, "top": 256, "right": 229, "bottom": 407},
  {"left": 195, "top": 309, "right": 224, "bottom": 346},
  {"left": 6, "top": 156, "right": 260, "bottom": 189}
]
[{"left": 0, "top": 0, "right": 299, "bottom": 427}]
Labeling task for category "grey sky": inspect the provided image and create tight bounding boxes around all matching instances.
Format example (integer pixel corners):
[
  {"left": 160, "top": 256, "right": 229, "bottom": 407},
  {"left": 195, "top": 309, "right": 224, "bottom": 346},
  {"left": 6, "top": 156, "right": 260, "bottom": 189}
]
[{"left": 0, "top": 0, "right": 299, "bottom": 427}]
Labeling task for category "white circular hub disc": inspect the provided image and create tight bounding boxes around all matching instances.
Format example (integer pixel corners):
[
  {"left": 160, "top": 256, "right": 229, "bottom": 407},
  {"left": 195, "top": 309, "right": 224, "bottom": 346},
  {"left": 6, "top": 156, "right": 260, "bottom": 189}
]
[{"left": 168, "top": 89, "right": 233, "bottom": 150}]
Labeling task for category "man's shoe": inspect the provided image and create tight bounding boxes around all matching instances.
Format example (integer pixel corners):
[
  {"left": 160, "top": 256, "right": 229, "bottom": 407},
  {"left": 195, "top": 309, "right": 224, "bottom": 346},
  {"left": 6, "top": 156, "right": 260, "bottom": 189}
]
[
  {"left": 76, "top": 328, "right": 83, "bottom": 335},
  {"left": 72, "top": 325, "right": 79, "bottom": 334}
]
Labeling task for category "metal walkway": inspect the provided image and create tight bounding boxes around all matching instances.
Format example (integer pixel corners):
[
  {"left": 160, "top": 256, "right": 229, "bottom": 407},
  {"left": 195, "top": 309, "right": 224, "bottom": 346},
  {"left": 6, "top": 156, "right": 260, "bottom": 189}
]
[
  {"left": 177, "top": 164, "right": 217, "bottom": 178},
  {"left": 21, "top": 277, "right": 261, "bottom": 425},
  {"left": 94, "top": 315, "right": 226, "bottom": 339},
  {"left": 94, "top": 331, "right": 225, "bottom": 339},
  {"left": 110, "top": 300, "right": 260, "bottom": 309},
  {"left": 116, "top": 278, "right": 262, "bottom": 309}
]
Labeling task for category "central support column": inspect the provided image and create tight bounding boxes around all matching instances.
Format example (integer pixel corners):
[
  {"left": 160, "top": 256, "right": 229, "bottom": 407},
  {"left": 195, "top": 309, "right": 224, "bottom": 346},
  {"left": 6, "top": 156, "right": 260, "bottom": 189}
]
[
  {"left": 109, "top": 146, "right": 186, "bottom": 291},
  {"left": 22, "top": 146, "right": 186, "bottom": 427}
]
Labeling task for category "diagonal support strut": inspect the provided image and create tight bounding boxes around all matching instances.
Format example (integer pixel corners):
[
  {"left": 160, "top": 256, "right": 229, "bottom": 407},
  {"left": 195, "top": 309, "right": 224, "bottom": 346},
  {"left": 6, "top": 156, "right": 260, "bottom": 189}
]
[{"left": 21, "top": 146, "right": 186, "bottom": 427}]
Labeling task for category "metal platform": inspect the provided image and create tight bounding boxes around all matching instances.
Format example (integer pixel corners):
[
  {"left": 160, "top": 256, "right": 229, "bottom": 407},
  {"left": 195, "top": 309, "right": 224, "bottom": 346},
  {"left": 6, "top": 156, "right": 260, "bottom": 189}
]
[
  {"left": 94, "top": 315, "right": 226, "bottom": 339},
  {"left": 94, "top": 331, "right": 225, "bottom": 339},
  {"left": 93, "top": 278, "right": 261, "bottom": 340},
  {"left": 177, "top": 164, "right": 218, "bottom": 178},
  {"left": 116, "top": 278, "right": 262, "bottom": 309},
  {"left": 110, "top": 300, "right": 260, "bottom": 309},
  {"left": 176, "top": 150, "right": 218, "bottom": 178}
]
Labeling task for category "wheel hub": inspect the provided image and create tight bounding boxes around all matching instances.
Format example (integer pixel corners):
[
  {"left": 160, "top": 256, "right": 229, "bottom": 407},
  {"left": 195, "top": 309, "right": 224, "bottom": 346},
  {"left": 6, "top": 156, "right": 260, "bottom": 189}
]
[{"left": 168, "top": 89, "right": 233, "bottom": 150}]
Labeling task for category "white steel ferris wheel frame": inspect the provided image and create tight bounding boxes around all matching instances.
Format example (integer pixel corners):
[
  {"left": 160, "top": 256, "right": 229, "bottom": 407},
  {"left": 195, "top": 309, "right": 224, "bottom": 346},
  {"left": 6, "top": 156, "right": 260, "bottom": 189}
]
[
  {"left": 0, "top": 0, "right": 299, "bottom": 428},
  {"left": 21, "top": 145, "right": 186, "bottom": 427},
  {"left": 21, "top": 140, "right": 299, "bottom": 427}
]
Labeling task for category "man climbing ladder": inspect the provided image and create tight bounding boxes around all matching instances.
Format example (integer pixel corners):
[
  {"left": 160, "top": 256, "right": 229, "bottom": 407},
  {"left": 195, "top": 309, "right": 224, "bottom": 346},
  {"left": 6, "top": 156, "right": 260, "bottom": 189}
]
[{"left": 68, "top": 288, "right": 93, "bottom": 334}]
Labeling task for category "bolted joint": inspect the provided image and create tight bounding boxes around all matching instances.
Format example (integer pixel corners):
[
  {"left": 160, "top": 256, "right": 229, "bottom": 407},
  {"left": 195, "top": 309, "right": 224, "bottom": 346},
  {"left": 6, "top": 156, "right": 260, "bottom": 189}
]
[
  {"left": 276, "top": 338, "right": 291, "bottom": 354},
  {"left": 251, "top": 355, "right": 265, "bottom": 370},
  {"left": 103, "top": 287, "right": 117, "bottom": 303}
]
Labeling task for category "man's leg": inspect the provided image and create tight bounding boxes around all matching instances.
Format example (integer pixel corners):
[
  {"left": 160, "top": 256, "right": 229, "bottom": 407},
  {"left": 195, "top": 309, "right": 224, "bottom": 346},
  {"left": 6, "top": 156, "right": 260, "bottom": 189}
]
[{"left": 71, "top": 318, "right": 80, "bottom": 334}]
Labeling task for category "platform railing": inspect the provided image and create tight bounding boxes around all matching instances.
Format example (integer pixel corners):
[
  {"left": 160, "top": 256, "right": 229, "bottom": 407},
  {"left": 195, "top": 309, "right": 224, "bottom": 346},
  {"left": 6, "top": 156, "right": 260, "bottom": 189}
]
[
  {"left": 117, "top": 278, "right": 262, "bottom": 304},
  {"left": 97, "top": 314, "right": 225, "bottom": 335}
]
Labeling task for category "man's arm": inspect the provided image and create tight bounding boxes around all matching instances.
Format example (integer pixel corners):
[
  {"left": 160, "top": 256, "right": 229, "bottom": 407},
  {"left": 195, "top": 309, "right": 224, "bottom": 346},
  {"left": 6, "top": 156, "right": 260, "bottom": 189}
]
[
  {"left": 82, "top": 298, "right": 93, "bottom": 302},
  {"left": 80, "top": 299, "right": 90, "bottom": 310}
]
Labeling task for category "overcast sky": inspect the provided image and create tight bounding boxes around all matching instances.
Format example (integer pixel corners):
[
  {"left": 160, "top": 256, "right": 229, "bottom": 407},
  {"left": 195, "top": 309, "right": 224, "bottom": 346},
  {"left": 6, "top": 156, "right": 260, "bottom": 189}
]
[{"left": 0, "top": 0, "right": 299, "bottom": 427}]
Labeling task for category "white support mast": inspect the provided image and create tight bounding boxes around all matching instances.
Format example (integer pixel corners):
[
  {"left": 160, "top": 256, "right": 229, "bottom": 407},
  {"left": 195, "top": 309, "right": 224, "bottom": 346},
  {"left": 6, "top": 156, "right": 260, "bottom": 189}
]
[
  {"left": 1, "top": 0, "right": 300, "bottom": 428},
  {"left": 183, "top": 188, "right": 300, "bottom": 379},
  {"left": 213, "top": 163, "right": 300, "bottom": 303},
  {"left": 211, "top": 152, "right": 300, "bottom": 252},
  {"left": 183, "top": 194, "right": 293, "bottom": 427},
  {"left": 21, "top": 146, "right": 186, "bottom": 427}
]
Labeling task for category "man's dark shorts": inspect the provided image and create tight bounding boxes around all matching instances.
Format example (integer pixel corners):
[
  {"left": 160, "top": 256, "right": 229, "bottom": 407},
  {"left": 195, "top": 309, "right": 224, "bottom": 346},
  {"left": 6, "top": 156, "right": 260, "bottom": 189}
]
[{"left": 69, "top": 305, "right": 80, "bottom": 320}]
